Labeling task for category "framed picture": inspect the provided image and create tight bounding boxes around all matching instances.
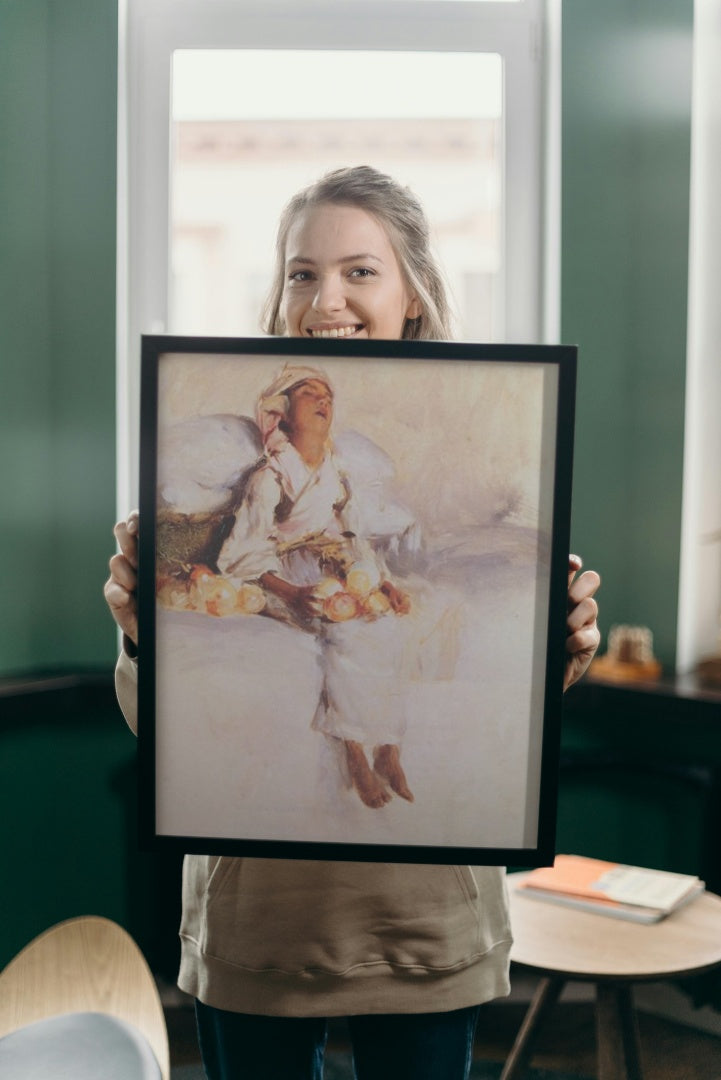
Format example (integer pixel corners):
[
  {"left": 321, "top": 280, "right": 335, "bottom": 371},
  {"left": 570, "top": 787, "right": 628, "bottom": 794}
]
[{"left": 138, "top": 335, "right": 576, "bottom": 865}]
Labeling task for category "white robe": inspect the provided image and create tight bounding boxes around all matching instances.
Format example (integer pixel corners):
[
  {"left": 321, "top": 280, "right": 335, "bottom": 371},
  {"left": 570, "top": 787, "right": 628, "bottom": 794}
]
[{"left": 217, "top": 443, "right": 408, "bottom": 745}]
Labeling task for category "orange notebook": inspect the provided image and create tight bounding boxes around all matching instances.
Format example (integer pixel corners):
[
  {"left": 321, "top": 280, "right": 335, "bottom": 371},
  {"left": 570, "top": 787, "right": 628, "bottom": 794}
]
[{"left": 518, "top": 855, "right": 703, "bottom": 923}]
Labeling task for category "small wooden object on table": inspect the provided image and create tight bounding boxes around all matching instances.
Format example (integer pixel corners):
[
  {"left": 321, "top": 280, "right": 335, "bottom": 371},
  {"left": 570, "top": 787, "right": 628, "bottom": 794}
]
[
  {"left": 503, "top": 872, "right": 721, "bottom": 1080},
  {"left": 590, "top": 624, "right": 662, "bottom": 684}
]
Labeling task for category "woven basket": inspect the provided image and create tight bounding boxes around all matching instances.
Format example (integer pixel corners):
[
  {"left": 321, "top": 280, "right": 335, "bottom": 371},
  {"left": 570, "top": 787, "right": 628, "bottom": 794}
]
[{"left": 156, "top": 508, "right": 235, "bottom": 574}]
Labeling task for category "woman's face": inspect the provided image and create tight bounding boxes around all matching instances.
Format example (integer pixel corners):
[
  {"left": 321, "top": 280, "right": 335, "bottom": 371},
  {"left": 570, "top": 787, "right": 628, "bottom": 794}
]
[
  {"left": 286, "top": 378, "right": 333, "bottom": 439},
  {"left": 281, "top": 203, "right": 421, "bottom": 341}
]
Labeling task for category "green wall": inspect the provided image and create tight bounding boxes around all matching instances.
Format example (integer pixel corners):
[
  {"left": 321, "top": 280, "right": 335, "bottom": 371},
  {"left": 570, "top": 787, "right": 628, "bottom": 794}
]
[
  {"left": 0, "top": 0, "right": 118, "bottom": 675},
  {"left": 562, "top": 0, "right": 693, "bottom": 669},
  {"left": 0, "top": 0, "right": 133, "bottom": 970}
]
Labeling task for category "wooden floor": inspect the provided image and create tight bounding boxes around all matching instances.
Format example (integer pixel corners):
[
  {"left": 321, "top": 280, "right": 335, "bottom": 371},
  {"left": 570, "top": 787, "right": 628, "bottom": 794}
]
[
  {"left": 474, "top": 999, "right": 721, "bottom": 1079},
  {"left": 166, "top": 996, "right": 721, "bottom": 1078}
]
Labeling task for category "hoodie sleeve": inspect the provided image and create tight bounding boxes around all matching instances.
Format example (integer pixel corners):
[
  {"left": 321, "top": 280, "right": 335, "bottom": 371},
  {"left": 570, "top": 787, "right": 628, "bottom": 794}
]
[{"left": 115, "top": 646, "right": 139, "bottom": 736}]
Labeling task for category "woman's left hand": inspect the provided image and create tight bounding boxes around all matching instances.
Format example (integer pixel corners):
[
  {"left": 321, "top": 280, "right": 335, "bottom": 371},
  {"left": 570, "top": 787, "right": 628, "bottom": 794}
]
[{"left": 564, "top": 554, "right": 601, "bottom": 691}]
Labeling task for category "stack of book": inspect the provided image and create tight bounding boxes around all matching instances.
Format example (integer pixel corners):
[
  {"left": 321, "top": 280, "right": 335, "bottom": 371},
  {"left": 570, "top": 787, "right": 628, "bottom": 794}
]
[{"left": 517, "top": 854, "right": 705, "bottom": 923}]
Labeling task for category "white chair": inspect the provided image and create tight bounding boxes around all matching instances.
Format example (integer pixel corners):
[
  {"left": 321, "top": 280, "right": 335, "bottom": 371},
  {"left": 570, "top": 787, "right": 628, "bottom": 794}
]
[{"left": 0, "top": 915, "right": 170, "bottom": 1079}]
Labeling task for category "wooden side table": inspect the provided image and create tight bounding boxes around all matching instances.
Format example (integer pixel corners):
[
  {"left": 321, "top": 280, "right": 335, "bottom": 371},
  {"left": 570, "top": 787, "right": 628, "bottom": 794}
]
[{"left": 503, "top": 873, "right": 721, "bottom": 1080}]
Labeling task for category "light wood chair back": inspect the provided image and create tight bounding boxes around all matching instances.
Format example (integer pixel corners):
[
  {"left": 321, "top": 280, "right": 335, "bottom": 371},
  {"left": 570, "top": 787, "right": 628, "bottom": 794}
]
[{"left": 0, "top": 915, "right": 169, "bottom": 1080}]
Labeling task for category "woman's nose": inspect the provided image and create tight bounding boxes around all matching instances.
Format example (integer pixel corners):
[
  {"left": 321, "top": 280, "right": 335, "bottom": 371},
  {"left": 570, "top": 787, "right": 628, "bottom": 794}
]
[{"left": 312, "top": 274, "right": 345, "bottom": 314}]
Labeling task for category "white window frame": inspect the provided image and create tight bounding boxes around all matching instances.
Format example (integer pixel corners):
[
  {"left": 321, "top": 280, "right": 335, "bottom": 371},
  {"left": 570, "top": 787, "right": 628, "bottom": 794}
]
[
  {"left": 117, "top": 0, "right": 559, "bottom": 510},
  {"left": 677, "top": 0, "right": 721, "bottom": 674}
]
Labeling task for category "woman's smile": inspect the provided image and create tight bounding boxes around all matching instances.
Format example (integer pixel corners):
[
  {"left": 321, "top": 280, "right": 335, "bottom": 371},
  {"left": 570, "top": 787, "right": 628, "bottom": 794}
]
[{"left": 306, "top": 323, "right": 364, "bottom": 339}]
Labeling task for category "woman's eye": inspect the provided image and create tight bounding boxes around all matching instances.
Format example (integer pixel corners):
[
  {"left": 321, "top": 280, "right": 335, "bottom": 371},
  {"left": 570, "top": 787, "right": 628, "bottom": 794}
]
[
  {"left": 349, "top": 267, "right": 375, "bottom": 279},
  {"left": 288, "top": 270, "right": 313, "bottom": 283}
]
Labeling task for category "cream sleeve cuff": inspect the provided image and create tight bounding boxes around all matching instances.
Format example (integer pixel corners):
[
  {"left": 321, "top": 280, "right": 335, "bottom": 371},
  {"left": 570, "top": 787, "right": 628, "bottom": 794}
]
[{"left": 115, "top": 648, "right": 139, "bottom": 736}]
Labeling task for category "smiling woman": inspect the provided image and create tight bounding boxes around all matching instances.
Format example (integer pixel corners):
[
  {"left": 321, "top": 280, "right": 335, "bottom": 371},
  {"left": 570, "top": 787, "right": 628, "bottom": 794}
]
[
  {"left": 264, "top": 167, "right": 449, "bottom": 341},
  {"left": 282, "top": 205, "right": 421, "bottom": 340}
]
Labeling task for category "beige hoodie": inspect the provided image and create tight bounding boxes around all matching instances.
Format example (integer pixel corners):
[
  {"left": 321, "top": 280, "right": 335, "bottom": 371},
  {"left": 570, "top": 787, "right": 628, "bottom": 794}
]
[{"left": 116, "top": 650, "right": 512, "bottom": 1016}]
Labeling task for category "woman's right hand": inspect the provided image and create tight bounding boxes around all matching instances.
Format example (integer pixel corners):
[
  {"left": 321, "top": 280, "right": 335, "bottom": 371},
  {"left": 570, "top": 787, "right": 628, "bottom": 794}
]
[{"left": 104, "top": 510, "right": 139, "bottom": 646}]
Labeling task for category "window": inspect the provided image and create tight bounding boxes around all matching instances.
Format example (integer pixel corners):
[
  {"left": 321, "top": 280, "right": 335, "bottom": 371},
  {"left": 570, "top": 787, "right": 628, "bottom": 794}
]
[
  {"left": 169, "top": 49, "right": 503, "bottom": 340},
  {"left": 118, "top": 0, "right": 557, "bottom": 507}
]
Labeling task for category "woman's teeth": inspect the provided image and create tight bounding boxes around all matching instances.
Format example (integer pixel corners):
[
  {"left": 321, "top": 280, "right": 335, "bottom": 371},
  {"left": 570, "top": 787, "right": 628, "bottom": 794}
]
[{"left": 310, "top": 325, "right": 360, "bottom": 338}]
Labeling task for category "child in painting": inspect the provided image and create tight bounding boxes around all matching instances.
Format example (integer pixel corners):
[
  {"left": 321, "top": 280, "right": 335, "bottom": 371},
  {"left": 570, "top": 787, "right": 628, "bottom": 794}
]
[
  {"left": 105, "top": 166, "right": 601, "bottom": 1080},
  {"left": 216, "top": 363, "right": 414, "bottom": 808}
]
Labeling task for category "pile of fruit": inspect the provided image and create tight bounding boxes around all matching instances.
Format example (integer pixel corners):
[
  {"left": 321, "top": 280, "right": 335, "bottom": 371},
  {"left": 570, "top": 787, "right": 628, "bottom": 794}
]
[
  {"left": 156, "top": 559, "right": 395, "bottom": 622},
  {"left": 156, "top": 566, "right": 266, "bottom": 617},
  {"left": 312, "top": 561, "right": 391, "bottom": 622}
]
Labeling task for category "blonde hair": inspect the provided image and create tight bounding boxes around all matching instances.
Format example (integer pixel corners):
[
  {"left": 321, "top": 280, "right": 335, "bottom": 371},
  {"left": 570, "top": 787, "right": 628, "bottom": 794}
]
[{"left": 262, "top": 166, "right": 454, "bottom": 341}]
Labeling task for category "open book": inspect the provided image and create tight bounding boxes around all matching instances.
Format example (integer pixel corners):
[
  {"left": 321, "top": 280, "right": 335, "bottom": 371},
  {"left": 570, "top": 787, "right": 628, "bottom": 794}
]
[{"left": 517, "top": 854, "right": 705, "bottom": 923}]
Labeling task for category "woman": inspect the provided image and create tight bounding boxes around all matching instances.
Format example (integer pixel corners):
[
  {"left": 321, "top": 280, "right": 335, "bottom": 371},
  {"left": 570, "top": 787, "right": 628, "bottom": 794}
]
[
  {"left": 106, "top": 166, "right": 601, "bottom": 1080},
  {"left": 216, "top": 363, "right": 414, "bottom": 809}
]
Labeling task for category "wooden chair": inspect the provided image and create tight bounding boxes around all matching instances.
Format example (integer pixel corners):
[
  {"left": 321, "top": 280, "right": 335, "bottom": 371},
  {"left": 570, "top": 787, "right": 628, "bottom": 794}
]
[{"left": 0, "top": 915, "right": 169, "bottom": 1079}]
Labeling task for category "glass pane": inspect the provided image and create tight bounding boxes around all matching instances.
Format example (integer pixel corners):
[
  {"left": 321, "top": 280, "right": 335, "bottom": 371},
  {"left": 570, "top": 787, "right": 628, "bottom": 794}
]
[{"left": 170, "top": 50, "right": 503, "bottom": 340}]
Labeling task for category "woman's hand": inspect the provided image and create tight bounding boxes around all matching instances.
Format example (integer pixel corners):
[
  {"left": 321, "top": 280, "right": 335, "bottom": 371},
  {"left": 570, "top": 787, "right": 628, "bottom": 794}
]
[
  {"left": 103, "top": 510, "right": 139, "bottom": 646},
  {"left": 564, "top": 554, "right": 601, "bottom": 691}
]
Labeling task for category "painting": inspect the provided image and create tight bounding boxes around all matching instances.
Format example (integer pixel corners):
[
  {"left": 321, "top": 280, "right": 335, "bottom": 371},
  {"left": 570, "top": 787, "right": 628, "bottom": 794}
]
[{"left": 137, "top": 336, "right": 576, "bottom": 864}]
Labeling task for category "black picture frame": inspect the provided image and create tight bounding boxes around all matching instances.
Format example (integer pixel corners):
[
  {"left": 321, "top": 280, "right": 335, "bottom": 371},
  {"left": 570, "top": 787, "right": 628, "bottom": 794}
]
[{"left": 138, "top": 335, "right": 576, "bottom": 865}]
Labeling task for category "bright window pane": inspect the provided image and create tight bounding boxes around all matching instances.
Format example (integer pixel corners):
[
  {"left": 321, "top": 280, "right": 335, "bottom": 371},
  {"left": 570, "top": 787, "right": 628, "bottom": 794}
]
[
  {"left": 349, "top": 1, "right": 521, "bottom": 3},
  {"left": 170, "top": 50, "right": 503, "bottom": 340}
]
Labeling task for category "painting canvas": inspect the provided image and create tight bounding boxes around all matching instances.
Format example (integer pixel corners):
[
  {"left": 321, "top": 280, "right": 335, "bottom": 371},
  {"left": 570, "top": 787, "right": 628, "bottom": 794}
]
[{"left": 138, "top": 336, "right": 576, "bottom": 864}]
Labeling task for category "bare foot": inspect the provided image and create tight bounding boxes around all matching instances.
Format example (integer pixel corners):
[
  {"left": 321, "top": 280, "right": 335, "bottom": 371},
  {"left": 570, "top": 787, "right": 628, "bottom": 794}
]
[
  {"left": 345, "top": 741, "right": 392, "bottom": 808},
  {"left": 373, "top": 744, "right": 414, "bottom": 802}
]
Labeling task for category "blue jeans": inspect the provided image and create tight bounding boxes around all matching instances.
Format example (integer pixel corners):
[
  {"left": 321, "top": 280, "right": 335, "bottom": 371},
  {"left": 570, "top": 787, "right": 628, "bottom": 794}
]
[{"left": 195, "top": 1000, "right": 481, "bottom": 1080}]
